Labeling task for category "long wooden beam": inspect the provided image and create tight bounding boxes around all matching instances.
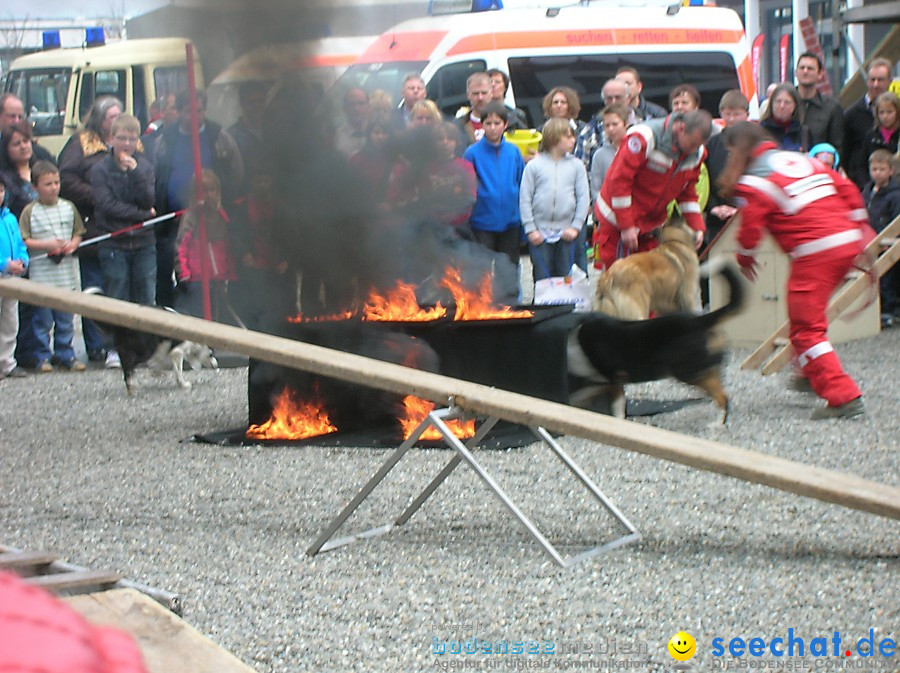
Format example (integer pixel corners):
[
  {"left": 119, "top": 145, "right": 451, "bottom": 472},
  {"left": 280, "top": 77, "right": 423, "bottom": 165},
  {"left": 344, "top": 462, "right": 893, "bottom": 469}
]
[{"left": 1, "top": 276, "right": 898, "bottom": 521}]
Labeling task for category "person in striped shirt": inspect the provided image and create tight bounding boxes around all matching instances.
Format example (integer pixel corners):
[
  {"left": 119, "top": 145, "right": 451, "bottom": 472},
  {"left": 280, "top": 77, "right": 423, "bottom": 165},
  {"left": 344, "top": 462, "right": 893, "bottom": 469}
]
[{"left": 18, "top": 161, "right": 86, "bottom": 372}]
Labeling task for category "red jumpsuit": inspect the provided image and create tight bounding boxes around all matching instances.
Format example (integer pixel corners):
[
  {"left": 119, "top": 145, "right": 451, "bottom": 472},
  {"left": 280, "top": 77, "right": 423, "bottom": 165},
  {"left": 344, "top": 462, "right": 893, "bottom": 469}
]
[
  {"left": 592, "top": 116, "right": 706, "bottom": 270},
  {"left": 734, "top": 142, "right": 875, "bottom": 407}
]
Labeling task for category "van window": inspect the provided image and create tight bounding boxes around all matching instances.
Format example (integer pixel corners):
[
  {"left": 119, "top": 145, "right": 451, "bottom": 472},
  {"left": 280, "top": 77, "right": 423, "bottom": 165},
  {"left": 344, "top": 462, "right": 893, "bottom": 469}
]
[
  {"left": 132, "top": 66, "right": 148, "bottom": 129},
  {"left": 154, "top": 66, "right": 190, "bottom": 100},
  {"left": 4, "top": 69, "right": 70, "bottom": 136},
  {"left": 79, "top": 69, "right": 127, "bottom": 120},
  {"left": 426, "top": 59, "right": 487, "bottom": 118},
  {"left": 508, "top": 52, "right": 741, "bottom": 124}
]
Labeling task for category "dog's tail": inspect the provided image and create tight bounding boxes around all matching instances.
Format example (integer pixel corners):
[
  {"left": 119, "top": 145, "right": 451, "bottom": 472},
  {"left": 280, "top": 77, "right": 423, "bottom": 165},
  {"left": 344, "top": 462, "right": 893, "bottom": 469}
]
[{"left": 697, "top": 256, "right": 745, "bottom": 326}]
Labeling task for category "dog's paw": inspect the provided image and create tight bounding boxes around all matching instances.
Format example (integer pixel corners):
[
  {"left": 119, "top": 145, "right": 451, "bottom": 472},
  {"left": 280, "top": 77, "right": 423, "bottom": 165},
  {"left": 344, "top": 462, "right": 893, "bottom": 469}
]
[{"left": 179, "top": 380, "right": 192, "bottom": 390}]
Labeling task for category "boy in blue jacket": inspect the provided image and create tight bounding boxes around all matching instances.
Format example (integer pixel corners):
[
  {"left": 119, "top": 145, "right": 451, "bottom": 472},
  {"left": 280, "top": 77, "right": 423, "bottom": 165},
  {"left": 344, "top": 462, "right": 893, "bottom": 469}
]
[
  {"left": 0, "top": 174, "right": 29, "bottom": 378},
  {"left": 463, "top": 102, "right": 525, "bottom": 264}
]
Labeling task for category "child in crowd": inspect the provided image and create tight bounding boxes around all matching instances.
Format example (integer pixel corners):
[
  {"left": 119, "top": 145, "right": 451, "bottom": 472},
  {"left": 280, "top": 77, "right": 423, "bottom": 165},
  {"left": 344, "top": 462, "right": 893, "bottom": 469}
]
[
  {"left": 462, "top": 102, "right": 525, "bottom": 264},
  {"left": 389, "top": 122, "right": 476, "bottom": 232},
  {"left": 174, "top": 169, "right": 237, "bottom": 323},
  {"left": 862, "top": 149, "right": 900, "bottom": 327},
  {"left": 0, "top": 174, "right": 28, "bottom": 378},
  {"left": 520, "top": 117, "right": 589, "bottom": 282},
  {"left": 589, "top": 104, "right": 630, "bottom": 204},
  {"left": 809, "top": 143, "right": 841, "bottom": 171},
  {"left": 90, "top": 113, "right": 156, "bottom": 368},
  {"left": 349, "top": 113, "right": 397, "bottom": 210},
  {"left": 230, "top": 164, "right": 293, "bottom": 330},
  {"left": 18, "top": 161, "right": 86, "bottom": 371},
  {"left": 862, "top": 92, "right": 900, "bottom": 162}
]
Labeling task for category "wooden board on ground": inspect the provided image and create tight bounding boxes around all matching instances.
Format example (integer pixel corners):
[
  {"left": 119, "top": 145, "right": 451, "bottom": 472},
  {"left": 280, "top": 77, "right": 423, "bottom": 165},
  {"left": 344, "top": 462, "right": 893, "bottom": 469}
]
[
  {"left": 64, "top": 589, "right": 257, "bottom": 673},
  {"left": 1, "top": 276, "right": 898, "bottom": 521}
]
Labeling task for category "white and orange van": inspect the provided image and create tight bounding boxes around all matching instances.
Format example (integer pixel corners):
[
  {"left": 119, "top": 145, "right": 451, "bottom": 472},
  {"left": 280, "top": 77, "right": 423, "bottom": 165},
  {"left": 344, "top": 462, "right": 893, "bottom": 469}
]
[{"left": 336, "top": 2, "right": 758, "bottom": 124}]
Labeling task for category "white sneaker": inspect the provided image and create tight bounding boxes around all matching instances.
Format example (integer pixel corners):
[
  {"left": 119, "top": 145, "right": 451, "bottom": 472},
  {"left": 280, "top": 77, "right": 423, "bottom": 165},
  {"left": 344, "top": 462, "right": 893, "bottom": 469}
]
[{"left": 105, "top": 350, "right": 121, "bottom": 369}]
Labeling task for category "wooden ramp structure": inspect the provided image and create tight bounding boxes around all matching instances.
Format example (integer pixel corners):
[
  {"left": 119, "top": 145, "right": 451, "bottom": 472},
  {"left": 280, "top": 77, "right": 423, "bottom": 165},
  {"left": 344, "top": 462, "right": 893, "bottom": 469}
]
[
  {"left": 742, "top": 215, "right": 900, "bottom": 374},
  {"left": 1, "top": 545, "right": 254, "bottom": 673},
  {"left": 63, "top": 589, "right": 257, "bottom": 673},
  {"left": 1, "top": 276, "right": 898, "bottom": 525}
]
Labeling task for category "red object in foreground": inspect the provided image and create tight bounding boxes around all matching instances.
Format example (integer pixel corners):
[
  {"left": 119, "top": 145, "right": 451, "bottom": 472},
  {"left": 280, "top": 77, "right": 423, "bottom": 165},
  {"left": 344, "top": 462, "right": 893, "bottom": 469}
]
[{"left": 0, "top": 570, "right": 147, "bottom": 673}]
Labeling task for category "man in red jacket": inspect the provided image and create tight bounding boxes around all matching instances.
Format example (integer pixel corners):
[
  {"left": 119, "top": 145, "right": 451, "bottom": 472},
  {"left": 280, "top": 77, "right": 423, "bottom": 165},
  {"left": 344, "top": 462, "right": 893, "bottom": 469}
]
[
  {"left": 718, "top": 122, "right": 875, "bottom": 419},
  {"left": 593, "top": 109, "right": 712, "bottom": 270}
]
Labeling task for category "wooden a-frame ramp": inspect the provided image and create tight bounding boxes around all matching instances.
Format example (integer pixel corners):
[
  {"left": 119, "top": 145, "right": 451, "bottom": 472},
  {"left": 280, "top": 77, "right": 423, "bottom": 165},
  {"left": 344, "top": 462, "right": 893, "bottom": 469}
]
[
  {"left": 743, "top": 214, "right": 900, "bottom": 374},
  {"left": 0, "top": 276, "right": 897, "bottom": 523}
]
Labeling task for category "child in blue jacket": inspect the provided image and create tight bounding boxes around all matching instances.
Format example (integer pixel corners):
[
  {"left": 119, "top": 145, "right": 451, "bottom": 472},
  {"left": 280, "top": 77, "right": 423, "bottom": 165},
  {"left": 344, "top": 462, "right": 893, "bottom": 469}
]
[
  {"left": 0, "top": 173, "right": 29, "bottom": 378},
  {"left": 463, "top": 102, "right": 525, "bottom": 264}
]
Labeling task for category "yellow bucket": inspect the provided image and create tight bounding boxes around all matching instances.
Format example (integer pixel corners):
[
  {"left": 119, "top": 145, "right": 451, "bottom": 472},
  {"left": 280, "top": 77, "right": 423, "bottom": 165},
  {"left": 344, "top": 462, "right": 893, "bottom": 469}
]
[{"left": 505, "top": 129, "right": 541, "bottom": 157}]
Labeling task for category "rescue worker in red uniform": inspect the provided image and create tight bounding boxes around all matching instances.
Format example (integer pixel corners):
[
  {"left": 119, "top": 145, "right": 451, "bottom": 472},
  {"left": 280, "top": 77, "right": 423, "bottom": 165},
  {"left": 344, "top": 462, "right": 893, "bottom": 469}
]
[
  {"left": 718, "top": 122, "right": 875, "bottom": 419},
  {"left": 592, "top": 109, "right": 712, "bottom": 270}
]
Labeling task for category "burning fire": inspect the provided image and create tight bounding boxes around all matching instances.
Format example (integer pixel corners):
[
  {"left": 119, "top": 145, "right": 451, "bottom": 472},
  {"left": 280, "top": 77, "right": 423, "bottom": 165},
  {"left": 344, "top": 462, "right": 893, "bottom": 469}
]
[
  {"left": 287, "top": 267, "right": 532, "bottom": 323},
  {"left": 362, "top": 280, "right": 447, "bottom": 322},
  {"left": 246, "top": 386, "right": 337, "bottom": 440},
  {"left": 400, "top": 395, "right": 476, "bottom": 441},
  {"left": 439, "top": 268, "right": 533, "bottom": 321}
]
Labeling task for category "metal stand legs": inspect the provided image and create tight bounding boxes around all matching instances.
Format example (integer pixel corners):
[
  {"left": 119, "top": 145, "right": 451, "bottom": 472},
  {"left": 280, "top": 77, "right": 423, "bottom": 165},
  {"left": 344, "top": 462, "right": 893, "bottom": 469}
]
[{"left": 306, "top": 406, "right": 640, "bottom": 567}]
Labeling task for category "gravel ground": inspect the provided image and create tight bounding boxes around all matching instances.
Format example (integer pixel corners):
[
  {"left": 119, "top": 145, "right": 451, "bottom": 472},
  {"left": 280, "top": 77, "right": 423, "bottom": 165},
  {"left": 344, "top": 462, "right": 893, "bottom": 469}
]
[{"left": 0, "top": 324, "right": 897, "bottom": 673}]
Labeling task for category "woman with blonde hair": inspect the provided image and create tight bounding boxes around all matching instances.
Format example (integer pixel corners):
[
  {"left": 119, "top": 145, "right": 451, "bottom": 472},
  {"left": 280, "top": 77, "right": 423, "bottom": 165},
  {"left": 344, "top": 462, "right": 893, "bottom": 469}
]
[{"left": 408, "top": 99, "right": 443, "bottom": 127}]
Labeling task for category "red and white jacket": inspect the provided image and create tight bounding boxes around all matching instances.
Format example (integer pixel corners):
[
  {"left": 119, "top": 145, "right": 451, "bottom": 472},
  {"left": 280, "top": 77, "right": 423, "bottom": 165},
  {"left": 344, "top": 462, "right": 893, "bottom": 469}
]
[
  {"left": 594, "top": 115, "right": 706, "bottom": 235},
  {"left": 733, "top": 142, "right": 874, "bottom": 269}
]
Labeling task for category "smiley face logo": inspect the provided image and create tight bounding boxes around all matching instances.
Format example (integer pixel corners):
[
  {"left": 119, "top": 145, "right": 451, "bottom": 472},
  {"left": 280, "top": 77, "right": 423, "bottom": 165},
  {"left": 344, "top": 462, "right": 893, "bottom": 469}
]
[{"left": 668, "top": 631, "right": 696, "bottom": 661}]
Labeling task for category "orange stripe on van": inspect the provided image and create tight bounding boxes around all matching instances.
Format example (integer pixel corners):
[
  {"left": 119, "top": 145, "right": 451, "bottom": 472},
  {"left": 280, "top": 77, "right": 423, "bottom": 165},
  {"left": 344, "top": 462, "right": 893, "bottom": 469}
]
[
  {"left": 295, "top": 54, "right": 360, "bottom": 68},
  {"left": 736, "top": 54, "right": 757, "bottom": 100},
  {"left": 447, "top": 28, "right": 745, "bottom": 55},
  {"left": 355, "top": 30, "right": 448, "bottom": 63}
]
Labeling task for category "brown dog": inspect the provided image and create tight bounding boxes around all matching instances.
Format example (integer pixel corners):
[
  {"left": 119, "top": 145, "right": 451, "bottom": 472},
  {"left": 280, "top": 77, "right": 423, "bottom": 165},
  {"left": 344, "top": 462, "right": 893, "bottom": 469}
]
[{"left": 593, "top": 219, "right": 701, "bottom": 320}]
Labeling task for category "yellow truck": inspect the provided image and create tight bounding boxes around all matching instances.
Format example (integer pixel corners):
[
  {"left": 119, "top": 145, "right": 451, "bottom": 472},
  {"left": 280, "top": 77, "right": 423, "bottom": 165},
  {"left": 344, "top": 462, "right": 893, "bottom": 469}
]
[{"left": 1, "top": 37, "right": 204, "bottom": 157}]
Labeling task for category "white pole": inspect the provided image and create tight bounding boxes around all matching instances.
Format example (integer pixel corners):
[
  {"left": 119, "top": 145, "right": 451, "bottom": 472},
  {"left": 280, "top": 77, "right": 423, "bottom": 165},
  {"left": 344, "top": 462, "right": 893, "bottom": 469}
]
[
  {"left": 792, "top": 0, "right": 810, "bottom": 79},
  {"left": 744, "top": 0, "right": 761, "bottom": 47},
  {"left": 845, "top": 0, "right": 865, "bottom": 77}
]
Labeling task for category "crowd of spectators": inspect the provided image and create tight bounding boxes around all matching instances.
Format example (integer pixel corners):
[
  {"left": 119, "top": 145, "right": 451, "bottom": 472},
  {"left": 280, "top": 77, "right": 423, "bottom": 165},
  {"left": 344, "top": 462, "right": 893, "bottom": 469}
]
[{"left": 0, "top": 54, "right": 898, "bottom": 381}]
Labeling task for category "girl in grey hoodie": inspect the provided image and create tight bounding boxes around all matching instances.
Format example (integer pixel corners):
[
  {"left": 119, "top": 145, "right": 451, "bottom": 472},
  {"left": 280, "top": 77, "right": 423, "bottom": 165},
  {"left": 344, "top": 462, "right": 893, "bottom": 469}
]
[{"left": 519, "top": 118, "right": 589, "bottom": 280}]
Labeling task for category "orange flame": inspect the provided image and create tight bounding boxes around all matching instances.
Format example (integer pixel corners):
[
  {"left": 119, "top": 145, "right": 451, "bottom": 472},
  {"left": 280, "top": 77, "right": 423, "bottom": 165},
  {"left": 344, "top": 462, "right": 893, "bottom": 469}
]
[
  {"left": 439, "top": 268, "right": 533, "bottom": 321},
  {"left": 246, "top": 386, "right": 337, "bottom": 440},
  {"left": 362, "top": 280, "right": 447, "bottom": 322},
  {"left": 400, "top": 395, "right": 476, "bottom": 441}
]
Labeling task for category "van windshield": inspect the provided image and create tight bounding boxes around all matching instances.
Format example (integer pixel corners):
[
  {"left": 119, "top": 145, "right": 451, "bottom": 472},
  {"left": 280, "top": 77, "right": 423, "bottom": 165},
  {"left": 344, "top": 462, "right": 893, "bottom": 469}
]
[
  {"left": 324, "top": 61, "right": 428, "bottom": 118},
  {"left": 4, "top": 68, "right": 71, "bottom": 137},
  {"left": 509, "top": 51, "right": 742, "bottom": 125}
]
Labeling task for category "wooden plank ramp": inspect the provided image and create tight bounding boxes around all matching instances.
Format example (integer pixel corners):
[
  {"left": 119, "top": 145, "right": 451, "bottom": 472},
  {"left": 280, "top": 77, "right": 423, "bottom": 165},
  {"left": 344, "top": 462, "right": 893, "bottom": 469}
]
[
  {"left": 63, "top": 589, "right": 257, "bottom": 673},
  {"left": 1, "top": 545, "right": 255, "bottom": 673},
  {"left": 0, "top": 276, "right": 898, "bottom": 521},
  {"left": 0, "top": 544, "right": 179, "bottom": 611},
  {"left": 742, "top": 214, "right": 900, "bottom": 373}
]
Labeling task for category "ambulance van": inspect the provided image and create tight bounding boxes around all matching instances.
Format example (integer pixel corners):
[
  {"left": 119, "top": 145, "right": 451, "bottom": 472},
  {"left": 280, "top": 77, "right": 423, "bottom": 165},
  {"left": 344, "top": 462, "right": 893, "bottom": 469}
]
[
  {"left": 1, "top": 37, "right": 203, "bottom": 157},
  {"left": 335, "top": 1, "right": 758, "bottom": 125}
]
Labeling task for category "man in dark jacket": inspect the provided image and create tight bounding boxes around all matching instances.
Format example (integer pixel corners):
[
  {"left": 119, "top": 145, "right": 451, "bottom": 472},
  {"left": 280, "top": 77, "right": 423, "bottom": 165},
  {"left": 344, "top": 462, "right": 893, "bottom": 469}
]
[
  {"left": 795, "top": 52, "right": 843, "bottom": 150},
  {"left": 152, "top": 89, "right": 243, "bottom": 307},
  {"left": 843, "top": 57, "right": 894, "bottom": 190},
  {"left": 616, "top": 66, "right": 668, "bottom": 122}
]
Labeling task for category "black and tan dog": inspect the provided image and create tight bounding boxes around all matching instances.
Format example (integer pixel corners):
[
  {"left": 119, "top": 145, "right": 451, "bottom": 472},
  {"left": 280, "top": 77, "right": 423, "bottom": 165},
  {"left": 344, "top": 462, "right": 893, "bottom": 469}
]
[
  {"left": 569, "top": 259, "right": 744, "bottom": 421},
  {"left": 593, "top": 219, "right": 701, "bottom": 320}
]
